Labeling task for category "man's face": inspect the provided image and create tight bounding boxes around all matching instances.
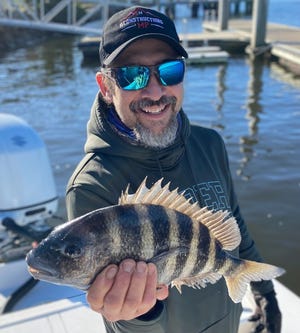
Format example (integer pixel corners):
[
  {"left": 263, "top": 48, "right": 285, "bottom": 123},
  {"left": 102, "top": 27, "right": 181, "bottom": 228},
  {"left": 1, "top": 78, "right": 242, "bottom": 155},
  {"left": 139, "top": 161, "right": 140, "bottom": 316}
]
[{"left": 99, "top": 38, "right": 184, "bottom": 148}]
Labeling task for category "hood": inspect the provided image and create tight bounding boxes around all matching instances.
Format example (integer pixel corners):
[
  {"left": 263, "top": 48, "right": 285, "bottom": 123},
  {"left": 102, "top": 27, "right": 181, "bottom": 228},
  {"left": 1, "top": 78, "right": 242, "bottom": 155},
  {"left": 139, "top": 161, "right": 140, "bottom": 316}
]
[{"left": 84, "top": 93, "right": 191, "bottom": 170}]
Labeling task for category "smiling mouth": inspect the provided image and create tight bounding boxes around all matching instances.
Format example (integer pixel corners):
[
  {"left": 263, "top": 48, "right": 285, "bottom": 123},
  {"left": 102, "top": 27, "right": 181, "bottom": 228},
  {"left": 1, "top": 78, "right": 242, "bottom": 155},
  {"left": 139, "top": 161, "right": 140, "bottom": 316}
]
[
  {"left": 140, "top": 104, "right": 168, "bottom": 115},
  {"left": 131, "top": 95, "right": 176, "bottom": 116}
]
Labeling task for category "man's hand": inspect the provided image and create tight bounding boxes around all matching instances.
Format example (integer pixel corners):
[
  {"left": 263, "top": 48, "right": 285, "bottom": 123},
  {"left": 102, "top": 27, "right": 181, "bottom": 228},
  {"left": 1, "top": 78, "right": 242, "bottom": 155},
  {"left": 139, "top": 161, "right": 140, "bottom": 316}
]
[
  {"left": 248, "top": 290, "right": 282, "bottom": 333},
  {"left": 86, "top": 259, "right": 169, "bottom": 322}
]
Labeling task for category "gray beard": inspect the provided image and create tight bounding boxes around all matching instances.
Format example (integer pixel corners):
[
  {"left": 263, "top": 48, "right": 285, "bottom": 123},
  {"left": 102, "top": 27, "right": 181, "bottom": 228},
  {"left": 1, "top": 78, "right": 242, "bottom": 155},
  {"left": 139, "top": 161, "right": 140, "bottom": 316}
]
[
  {"left": 130, "top": 95, "right": 179, "bottom": 149},
  {"left": 133, "top": 115, "right": 178, "bottom": 149}
]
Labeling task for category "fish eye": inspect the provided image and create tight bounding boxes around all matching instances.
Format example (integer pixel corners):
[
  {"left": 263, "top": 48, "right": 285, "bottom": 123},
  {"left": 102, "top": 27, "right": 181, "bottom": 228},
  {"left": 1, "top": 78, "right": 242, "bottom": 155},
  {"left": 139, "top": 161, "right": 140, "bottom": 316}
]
[{"left": 63, "top": 244, "right": 82, "bottom": 258}]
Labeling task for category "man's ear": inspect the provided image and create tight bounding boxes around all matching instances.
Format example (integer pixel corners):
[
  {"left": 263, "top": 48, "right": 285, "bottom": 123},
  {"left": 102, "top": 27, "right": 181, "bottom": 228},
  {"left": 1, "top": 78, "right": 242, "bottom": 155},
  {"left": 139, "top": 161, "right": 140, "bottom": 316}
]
[{"left": 96, "top": 72, "right": 112, "bottom": 103}]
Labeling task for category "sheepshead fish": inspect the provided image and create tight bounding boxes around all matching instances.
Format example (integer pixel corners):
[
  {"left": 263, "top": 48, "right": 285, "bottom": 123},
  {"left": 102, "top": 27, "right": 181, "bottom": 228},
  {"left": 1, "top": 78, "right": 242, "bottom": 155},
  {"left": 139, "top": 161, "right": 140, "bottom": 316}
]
[{"left": 26, "top": 178, "right": 285, "bottom": 303}]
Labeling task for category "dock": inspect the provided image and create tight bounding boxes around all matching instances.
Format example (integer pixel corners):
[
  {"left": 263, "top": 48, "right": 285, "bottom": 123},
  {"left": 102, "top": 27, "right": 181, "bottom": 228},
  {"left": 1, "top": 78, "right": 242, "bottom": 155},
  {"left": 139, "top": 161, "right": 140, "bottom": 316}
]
[
  {"left": 201, "top": 19, "right": 300, "bottom": 74},
  {"left": 78, "top": 19, "right": 300, "bottom": 75},
  {"left": 77, "top": 37, "right": 231, "bottom": 64},
  {"left": 1, "top": 0, "right": 300, "bottom": 74},
  {"left": 0, "top": 0, "right": 252, "bottom": 36}
]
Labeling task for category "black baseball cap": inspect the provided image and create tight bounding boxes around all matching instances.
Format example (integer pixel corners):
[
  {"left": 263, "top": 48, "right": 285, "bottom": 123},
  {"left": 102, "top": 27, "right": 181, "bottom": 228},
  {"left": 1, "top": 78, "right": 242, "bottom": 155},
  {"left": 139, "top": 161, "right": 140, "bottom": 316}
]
[{"left": 99, "top": 6, "right": 188, "bottom": 66}]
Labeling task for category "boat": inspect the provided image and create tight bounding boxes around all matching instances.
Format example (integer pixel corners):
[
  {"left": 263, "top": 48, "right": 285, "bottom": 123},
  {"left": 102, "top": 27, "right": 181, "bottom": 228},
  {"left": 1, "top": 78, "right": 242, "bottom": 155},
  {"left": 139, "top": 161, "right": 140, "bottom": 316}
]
[
  {"left": 0, "top": 113, "right": 58, "bottom": 265},
  {"left": 0, "top": 114, "right": 299, "bottom": 332},
  {"left": 185, "top": 46, "right": 229, "bottom": 64},
  {"left": 77, "top": 35, "right": 101, "bottom": 60}
]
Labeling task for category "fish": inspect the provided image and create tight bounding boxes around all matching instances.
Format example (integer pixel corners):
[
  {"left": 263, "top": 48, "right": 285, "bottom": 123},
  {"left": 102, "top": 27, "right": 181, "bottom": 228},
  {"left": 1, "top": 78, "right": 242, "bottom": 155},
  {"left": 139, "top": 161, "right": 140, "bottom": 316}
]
[{"left": 26, "top": 178, "right": 285, "bottom": 303}]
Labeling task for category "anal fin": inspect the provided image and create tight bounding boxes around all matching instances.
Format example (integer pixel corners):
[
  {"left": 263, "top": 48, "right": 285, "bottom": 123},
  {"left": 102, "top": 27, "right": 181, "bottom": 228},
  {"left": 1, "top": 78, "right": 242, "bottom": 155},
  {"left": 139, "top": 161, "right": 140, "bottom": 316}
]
[{"left": 171, "top": 272, "right": 222, "bottom": 293}]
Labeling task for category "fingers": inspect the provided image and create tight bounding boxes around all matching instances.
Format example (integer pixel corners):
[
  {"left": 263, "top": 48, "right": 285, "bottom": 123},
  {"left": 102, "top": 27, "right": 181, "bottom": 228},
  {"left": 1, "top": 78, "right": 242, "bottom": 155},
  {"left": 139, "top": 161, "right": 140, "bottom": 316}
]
[
  {"left": 156, "top": 284, "right": 169, "bottom": 300},
  {"left": 120, "top": 261, "right": 152, "bottom": 318},
  {"left": 86, "top": 260, "right": 168, "bottom": 322},
  {"left": 87, "top": 264, "right": 118, "bottom": 313},
  {"left": 104, "top": 260, "right": 137, "bottom": 320}
]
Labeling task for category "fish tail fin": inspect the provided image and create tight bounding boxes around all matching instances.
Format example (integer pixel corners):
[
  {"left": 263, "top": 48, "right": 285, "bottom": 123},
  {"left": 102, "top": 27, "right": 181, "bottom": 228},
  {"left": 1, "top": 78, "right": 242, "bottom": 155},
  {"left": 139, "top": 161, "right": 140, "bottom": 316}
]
[{"left": 224, "top": 260, "right": 285, "bottom": 303}]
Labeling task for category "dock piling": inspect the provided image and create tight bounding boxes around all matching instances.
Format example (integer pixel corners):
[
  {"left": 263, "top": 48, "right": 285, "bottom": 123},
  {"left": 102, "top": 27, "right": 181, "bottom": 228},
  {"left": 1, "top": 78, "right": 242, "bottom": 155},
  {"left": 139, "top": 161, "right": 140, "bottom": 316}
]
[
  {"left": 218, "top": 0, "right": 230, "bottom": 31},
  {"left": 247, "top": 0, "right": 269, "bottom": 56}
]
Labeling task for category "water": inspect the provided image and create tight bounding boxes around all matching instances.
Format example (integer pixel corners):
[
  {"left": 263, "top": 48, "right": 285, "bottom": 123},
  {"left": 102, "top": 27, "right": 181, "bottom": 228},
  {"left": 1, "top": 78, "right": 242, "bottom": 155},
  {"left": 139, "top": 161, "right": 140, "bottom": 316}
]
[
  {"left": 0, "top": 1, "right": 299, "bottom": 296},
  {"left": 174, "top": 0, "right": 300, "bottom": 29},
  {"left": 268, "top": 0, "right": 300, "bottom": 27}
]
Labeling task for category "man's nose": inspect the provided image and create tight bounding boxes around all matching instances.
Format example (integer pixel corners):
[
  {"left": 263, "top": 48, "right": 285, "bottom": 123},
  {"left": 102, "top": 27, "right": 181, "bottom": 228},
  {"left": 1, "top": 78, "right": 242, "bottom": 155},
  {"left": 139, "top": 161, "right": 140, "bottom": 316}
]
[{"left": 142, "top": 71, "right": 165, "bottom": 98}]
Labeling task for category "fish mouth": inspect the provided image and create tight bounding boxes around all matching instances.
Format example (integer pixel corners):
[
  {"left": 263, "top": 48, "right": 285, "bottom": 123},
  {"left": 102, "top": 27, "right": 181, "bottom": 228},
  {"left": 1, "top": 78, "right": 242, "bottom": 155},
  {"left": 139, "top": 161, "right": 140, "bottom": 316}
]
[
  {"left": 28, "top": 264, "right": 90, "bottom": 291},
  {"left": 28, "top": 265, "right": 55, "bottom": 278},
  {"left": 26, "top": 251, "right": 57, "bottom": 279}
]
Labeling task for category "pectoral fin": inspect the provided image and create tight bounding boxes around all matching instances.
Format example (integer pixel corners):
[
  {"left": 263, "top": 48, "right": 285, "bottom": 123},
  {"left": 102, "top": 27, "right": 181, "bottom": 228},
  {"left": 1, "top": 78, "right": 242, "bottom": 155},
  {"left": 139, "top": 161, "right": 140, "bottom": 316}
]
[{"left": 149, "top": 247, "right": 190, "bottom": 285}]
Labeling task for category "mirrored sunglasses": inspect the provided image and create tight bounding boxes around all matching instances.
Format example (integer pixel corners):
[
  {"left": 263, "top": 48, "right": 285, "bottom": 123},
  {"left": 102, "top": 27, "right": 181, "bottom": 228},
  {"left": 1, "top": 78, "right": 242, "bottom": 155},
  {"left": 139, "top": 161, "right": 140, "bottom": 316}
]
[{"left": 103, "top": 59, "right": 185, "bottom": 91}]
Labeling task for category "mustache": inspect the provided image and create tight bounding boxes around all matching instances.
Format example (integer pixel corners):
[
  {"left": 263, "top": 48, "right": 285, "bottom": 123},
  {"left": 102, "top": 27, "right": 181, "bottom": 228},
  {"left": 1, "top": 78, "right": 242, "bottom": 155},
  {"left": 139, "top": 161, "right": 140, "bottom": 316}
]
[{"left": 129, "top": 95, "right": 177, "bottom": 112}]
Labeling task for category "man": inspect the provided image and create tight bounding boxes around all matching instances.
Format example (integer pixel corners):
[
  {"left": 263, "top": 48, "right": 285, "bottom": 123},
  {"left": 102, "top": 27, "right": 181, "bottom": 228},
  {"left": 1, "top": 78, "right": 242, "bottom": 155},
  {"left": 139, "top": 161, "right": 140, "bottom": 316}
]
[{"left": 66, "top": 6, "right": 282, "bottom": 333}]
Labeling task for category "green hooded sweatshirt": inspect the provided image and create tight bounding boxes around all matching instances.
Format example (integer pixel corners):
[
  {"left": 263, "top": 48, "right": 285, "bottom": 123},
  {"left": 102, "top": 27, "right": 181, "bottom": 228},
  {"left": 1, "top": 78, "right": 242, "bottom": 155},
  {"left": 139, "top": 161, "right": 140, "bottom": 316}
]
[{"left": 66, "top": 93, "right": 274, "bottom": 333}]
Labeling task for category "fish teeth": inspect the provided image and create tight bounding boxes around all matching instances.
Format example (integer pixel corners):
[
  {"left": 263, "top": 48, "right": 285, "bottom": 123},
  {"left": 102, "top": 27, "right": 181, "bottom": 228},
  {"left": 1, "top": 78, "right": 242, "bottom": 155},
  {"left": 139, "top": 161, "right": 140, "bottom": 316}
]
[{"left": 29, "top": 267, "right": 40, "bottom": 274}]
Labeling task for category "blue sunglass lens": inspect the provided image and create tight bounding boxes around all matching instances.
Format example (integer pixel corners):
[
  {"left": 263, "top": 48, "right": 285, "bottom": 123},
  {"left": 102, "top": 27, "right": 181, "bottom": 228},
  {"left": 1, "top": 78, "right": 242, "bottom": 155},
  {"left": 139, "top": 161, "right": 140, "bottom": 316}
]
[
  {"left": 158, "top": 60, "right": 185, "bottom": 86},
  {"left": 115, "top": 60, "right": 184, "bottom": 91},
  {"left": 116, "top": 66, "right": 150, "bottom": 90}
]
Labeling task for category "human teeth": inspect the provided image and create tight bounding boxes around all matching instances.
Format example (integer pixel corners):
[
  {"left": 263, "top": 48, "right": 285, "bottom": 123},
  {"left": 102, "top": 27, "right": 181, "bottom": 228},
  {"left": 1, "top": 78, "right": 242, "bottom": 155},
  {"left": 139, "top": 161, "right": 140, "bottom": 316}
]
[{"left": 143, "top": 106, "right": 164, "bottom": 113}]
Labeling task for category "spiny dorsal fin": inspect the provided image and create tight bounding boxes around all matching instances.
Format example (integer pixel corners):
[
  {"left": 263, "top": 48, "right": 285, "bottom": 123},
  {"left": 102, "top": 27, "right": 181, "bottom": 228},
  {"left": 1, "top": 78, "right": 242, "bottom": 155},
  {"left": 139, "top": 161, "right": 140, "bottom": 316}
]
[{"left": 119, "top": 178, "right": 241, "bottom": 251}]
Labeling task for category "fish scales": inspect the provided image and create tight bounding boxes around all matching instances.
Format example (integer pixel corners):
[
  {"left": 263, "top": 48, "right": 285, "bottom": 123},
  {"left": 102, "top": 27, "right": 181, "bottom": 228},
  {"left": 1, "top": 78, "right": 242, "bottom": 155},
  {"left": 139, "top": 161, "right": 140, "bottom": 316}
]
[
  {"left": 210, "top": 239, "right": 229, "bottom": 272},
  {"left": 201, "top": 226, "right": 216, "bottom": 272},
  {"left": 144, "top": 204, "right": 171, "bottom": 254},
  {"left": 96, "top": 203, "right": 210, "bottom": 282},
  {"left": 169, "top": 212, "right": 198, "bottom": 281},
  {"left": 157, "top": 208, "right": 180, "bottom": 284},
  {"left": 189, "top": 223, "right": 211, "bottom": 277},
  {"left": 116, "top": 203, "right": 196, "bottom": 285},
  {"left": 113, "top": 205, "right": 144, "bottom": 261},
  {"left": 102, "top": 204, "right": 168, "bottom": 262},
  {"left": 87, "top": 206, "right": 125, "bottom": 265},
  {"left": 26, "top": 177, "right": 285, "bottom": 303},
  {"left": 156, "top": 207, "right": 194, "bottom": 284},
  {"left": 104, "top": 207, "right": 123, "bottom": 260},
  {"left": 176, "top": 212, "right": 199, "bottom": 279},
  {"left": 135, "top": 204, "right": 156, "bottom": 259},
  {"left": 102, "top": 203, "right": 233, "bottom": 286},
  {"left": 93, "top": 202, "right": 195, "bottom": 285}
]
